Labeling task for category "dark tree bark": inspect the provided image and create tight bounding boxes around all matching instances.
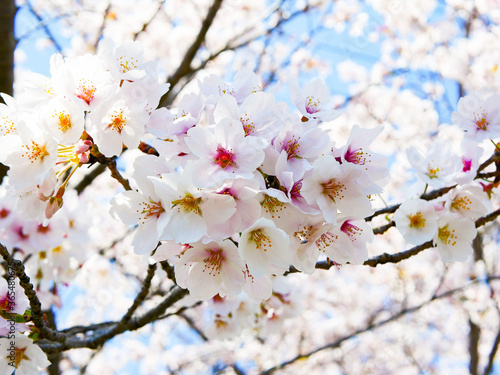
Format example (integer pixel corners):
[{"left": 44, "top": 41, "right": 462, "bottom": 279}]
[{"left": 0, "top": 0, "right": 17, "bottom": 183}]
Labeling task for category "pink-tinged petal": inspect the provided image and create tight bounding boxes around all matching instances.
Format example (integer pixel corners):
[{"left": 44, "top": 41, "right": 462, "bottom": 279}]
[{"left": 186, "top": 262, "right": 222, "bottom": 300}]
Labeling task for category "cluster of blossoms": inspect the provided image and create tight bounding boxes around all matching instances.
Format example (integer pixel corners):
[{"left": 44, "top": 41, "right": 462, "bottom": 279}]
[
  {"left": 392, "top": 91, "right": 499, "bottom": 262},
  {"left": 107, "top": 66, "right": 392, "bottom": 302},
  {"left": 0, "top": 35, "right": 498, "bottom": 372}
]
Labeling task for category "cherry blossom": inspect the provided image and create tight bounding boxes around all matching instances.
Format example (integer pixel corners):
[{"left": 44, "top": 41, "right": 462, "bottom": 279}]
[
  {"left": 0, "top": 335, "right": 50, "bottom": 375},
  {"left": 174, "top": 239, "right": 245, "bottom": 300},
  {"left": 239, "top": 217, "right": 292, "bottom": 278},
  {"left": 452, "top": 93, "right": 500, "bottom": 141},
  {"left": 393, "top": 199, "right": 438, "bottom": 245},
  {"left": 434, "top": 214, "right": 477, "bottom": 262}
]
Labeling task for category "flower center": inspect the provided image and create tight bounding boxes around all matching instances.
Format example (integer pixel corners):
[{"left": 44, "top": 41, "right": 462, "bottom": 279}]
[
  {"left": 0, "top": 294, "right": 10, "bottom": 312},
  {"left": 462, "top": 158, "right": 472, "bottom": 172},
  {"left": 438, "top": 225, "right": 457, "bottom": 246},
  {"left": 408, "top": 212, "right": 426, "bottom": 229},
  {"left": 282, "top": 136, "right": 300, "bottom": 159},
  {"left": 450, "top": 195, "right": 472, "bottom": 213},
  {"left": 316, "top": 232, "right": 337, "bottom": 253},
  {"left": 56, "top": 111, "right": 72, "bottom": 132},
  {"left": 203, "top": 249, "right": 224, "bottom": 276},
  {"left": 21, "top": 141, "right": 49, "bottom": 164},
  {"left": 76, "top": 80, "right": 96, "bottom": 105},
  {"left": 109, "top": 109, "right": 126, "bottom": 133},
  {"left": 240, "top": 114, "right": 255, "bottom": 136},
  {"left": 427, "top": 165, "right": 440, "bottom": 179},
  {"left": 118, "top": 55, "right": 138, "bottom": 73},
  {"left": 475, "top": 114, "right": 489, "bottom": 131},
  {"left": 214, "top": 145, "right": 236, "bottom": 169},
  {"left": 14, "top": 347, "right": 29, "bottom": 368},
  {"left": 321, "top": 179, "right": 346, "bottom": 203},
  {"left": 249, "top": 228, "right": 272, "bottom": 251},
  {"left": 344, "top": 147, "right": 368, "bottom": 165},
  {"left": 0, "top": 116, "right": 15, "bottom": 135},
  {"left": 305, "top": 96, "right": 320, "bottom": 114},
  {"left": 261, "top": 195, "right": 286, "bottom": 219},
  {"left": 172, "top": 193, "right": 202, "bottom": 215},
  {"left": 340, "top": 220, "right": 362, "bottom": 240},
  {"left": 138, "top": 199, "right": 165, "bottom": 223}
]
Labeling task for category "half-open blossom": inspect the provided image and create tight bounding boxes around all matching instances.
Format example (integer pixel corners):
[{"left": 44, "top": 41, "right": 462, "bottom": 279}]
[{"left": 393, "top": 199, "right": 438, "bottom": 245}]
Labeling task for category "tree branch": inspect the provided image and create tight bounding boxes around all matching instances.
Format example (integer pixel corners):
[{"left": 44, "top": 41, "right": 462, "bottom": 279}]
[{"left": 159, "top": 0, "right": 224, "bottom": 107}]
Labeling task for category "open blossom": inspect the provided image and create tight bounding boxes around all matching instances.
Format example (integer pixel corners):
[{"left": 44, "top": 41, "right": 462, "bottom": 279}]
[
  {"left": 208, "top": 178, "right": 261, "bottom": 241},
  {"left": 174, "top": 240, "right": 246, "bottom": 300},
  {"left": 301, "top": 154, "right": 373, "bottom": 223},
  {"left": 406, "top": 141, "right": 462, "bottom": 188},
  {"left": 393, "top": 199, "right": 438, "bottom": 245},
  {"left": 89, "top": 98, "right": 148, "bottom": 157},
  {"left": 289, "top": 77, "right": 340, "bottom": 122},
  {"left": 185, "top": 118, "right": 265, "bottom": 188},
  {"left": 0, "top": 128, "right": 58, "bottom": 190},
  {"left": 98, "top": 38, "right": 148, "bottom": 81},
  {"left": 213, "top": 93, "right": 281, "bottom": 141},
  {"left": 150, "top": 163, "right": 236, "bottom": 244},
  {"left": 53, "top": 53, "right": 118, "bottom": 112},
  {"left": 443, "top": 185, "right": 488, "bottom": 220},
  {"left": 40, "top": 97, "right": 85, "bottom": 145},
  {"left": 199, "top": 68, "right": 262, "bottom": 105},
  {"left": 110, "top": 188, "right": 170, "bottom": 255},
  {"left": 0, "top": 335, "right": 50, "bottom": 375},
  {"left": 452, "top": 93, "right": 500, "bottom": 140},
  {"left": 263, "top": 120, "right": 330, "bottom": 179},
  {"left": 434, "top": 214, "right": 477, "bottom": 262},
  {"left": 239, "top": 217, "right": 291, "bottom": 278}
]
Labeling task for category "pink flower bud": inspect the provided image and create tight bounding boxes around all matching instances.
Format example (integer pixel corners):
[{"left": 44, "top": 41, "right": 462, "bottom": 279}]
[
  {"left": 74, "top": 139, "right": 92, "bottom": 153},
  {"left": 45, "top": 196, "right": 64, "bottom": 220}
]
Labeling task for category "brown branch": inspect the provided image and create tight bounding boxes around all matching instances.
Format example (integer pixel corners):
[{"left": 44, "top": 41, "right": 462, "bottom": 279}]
[
  {"left": 469, "top": 318, "right": 480, "bottom": 375},
  {"left": 92, "top": 3, "right": 112, "bottom": 51},
  {"left": 25, "top": 0, "right": 63, "bottom": 53},
  {"left": 159, "top": 0, "right": 224, "bottom": 108},
  {"left": 483, "top": 325, "right": 500, "bottom": 375},
  {"left": 38, "top": 286, "right": 189, "bottom": 356},
  {"left": 132, "top": 0, "right": 166, "bottom": 41},
  {"left": 74, "top": 164, "right": 107, "bottom": 195},
  {"left": 118, "top": 263, "right": 157, "bottom": 326},
  {"left": 107, "top": 159, "right": 132, "bottom": 191}
]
